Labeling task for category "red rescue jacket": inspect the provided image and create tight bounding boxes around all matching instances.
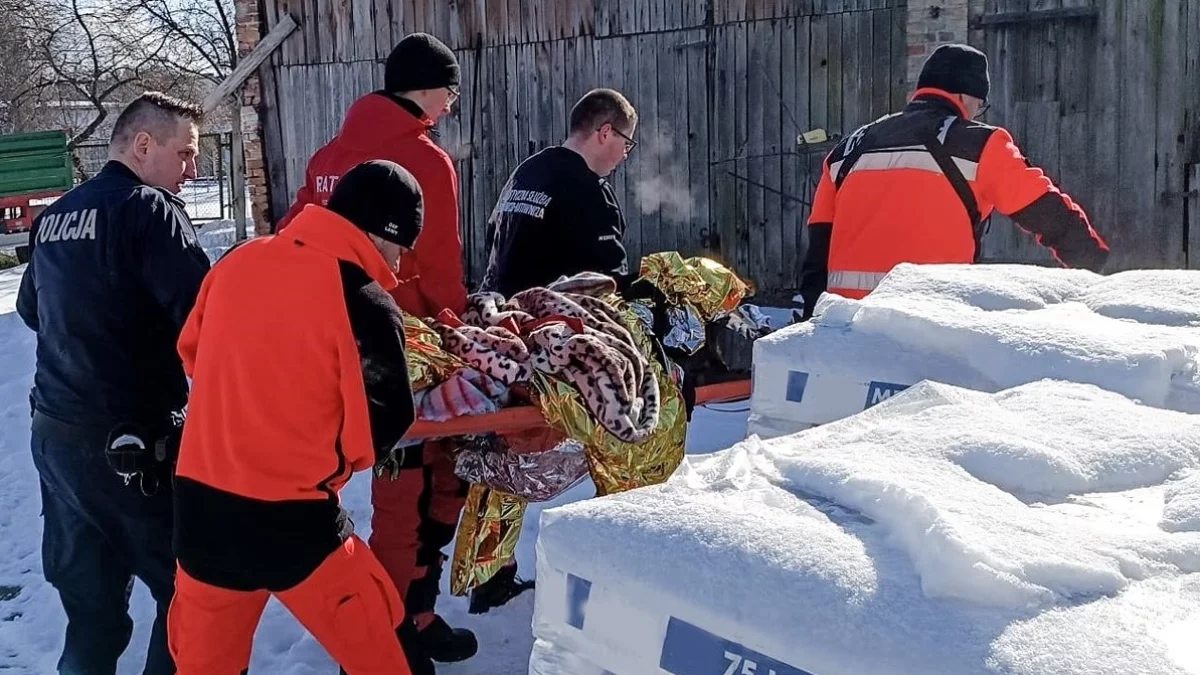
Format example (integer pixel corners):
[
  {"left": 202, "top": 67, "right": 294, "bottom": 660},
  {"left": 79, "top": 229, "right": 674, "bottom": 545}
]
[{"left": 277, "top": 92, "right": 468, "bottom": 317}]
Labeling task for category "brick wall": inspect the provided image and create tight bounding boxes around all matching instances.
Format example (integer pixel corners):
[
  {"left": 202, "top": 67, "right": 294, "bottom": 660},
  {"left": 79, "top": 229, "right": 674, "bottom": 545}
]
[
  {"left": 234, "top": 0, "right": 272, "bottom": 235},
  {"left": 905, "top": 0, "right": 972, "bottom": 85}
]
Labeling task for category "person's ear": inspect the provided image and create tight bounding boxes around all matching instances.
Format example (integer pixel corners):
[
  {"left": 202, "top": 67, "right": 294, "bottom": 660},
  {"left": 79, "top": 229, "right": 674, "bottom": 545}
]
[{"left": 133, "top": 131, "right": 154, "bottom": 159}]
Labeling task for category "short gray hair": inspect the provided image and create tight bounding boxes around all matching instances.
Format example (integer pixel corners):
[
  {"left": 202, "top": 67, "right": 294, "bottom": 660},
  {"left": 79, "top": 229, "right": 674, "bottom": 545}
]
[{"left": 110, "top": 91, "right": 204, "bottom": 150}]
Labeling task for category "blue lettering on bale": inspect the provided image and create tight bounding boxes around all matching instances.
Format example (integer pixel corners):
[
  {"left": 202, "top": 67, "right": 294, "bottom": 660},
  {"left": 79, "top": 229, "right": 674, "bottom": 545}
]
[
  {"left": 659, "top": 617, "right": 817, "bottom": 675},
  {"left": 785, "top": 371, "right": 810, "bottom": 403},
  {"left": 565, "top": 573, "right": 592, "bottom": 630},
  {"left": 864, "top": 381, "right": 910, "bottom": 409}
]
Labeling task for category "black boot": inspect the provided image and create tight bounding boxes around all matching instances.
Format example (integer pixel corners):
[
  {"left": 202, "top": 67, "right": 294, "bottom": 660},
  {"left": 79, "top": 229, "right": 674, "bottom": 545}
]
[
  {"left": 467, "top": 562, "right": 536, "bottom": 615},
  {"left": 397, "top": 618, "right": 437, "bottom": 675},
  {"left": 417, "top": 615, "right": 479, "bottom": 663},
  {"left": 337, "top": 618, "right": 434, "bottom": 675}
]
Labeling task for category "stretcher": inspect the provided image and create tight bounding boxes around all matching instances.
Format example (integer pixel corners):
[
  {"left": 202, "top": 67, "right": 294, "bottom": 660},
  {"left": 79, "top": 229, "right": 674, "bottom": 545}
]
[{"left": 404, "top": 379, "right": 752, "bottom": 442}]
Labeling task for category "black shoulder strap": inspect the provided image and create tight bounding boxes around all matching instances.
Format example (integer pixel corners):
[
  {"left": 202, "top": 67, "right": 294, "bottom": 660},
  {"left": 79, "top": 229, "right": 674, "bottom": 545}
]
[
  {"left": 918, "top": 122, "right": 983, "bottom": 239},
  {"left": 833, "top": 126, "right": 875, "bottom": 189}
]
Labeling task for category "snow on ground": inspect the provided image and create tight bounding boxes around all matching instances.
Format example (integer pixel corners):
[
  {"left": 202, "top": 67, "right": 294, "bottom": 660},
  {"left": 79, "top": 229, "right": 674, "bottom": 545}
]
[
  {"left": 533, "top": 379, "right": 1200, "bottom": 675},
  {"left": 0, "top": 261, "right": 750, "bottom": 673}
]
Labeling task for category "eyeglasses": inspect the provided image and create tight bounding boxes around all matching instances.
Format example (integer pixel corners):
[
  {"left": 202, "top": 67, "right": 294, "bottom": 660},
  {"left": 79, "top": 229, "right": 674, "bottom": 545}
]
[
  {"left": 974, "top": 101, "right": 991, "bottom": 119},
  {"left": 599, "top": 123, "right": 637, "bottom": 154},
  {"left": 446, "top": 85, "right": 460, "bottom": 105}
]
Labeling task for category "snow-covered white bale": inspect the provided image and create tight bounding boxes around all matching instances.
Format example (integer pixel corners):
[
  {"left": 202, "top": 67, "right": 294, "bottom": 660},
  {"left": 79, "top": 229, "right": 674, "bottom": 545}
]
[
  {"left": 531, "top": 380, "right": 1200, "bottom": 675},
  {"left": 750, "top": 264, "right": 1200, "bottom": 438}
]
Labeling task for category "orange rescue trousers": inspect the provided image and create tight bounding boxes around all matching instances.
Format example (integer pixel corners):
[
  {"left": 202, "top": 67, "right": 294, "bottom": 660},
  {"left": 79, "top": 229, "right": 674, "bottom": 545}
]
[
  {"left": 370, "top": 439, "right": 467, "bottom": 629},
  {"left": 168, "top": 535, "right": 411, "bottom": 675}
]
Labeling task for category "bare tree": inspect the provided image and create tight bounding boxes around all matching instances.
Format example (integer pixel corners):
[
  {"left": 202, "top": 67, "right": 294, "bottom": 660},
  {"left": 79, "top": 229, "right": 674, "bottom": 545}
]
[
  {"left": 0, "top": 0, "right": 49, "bottom": 132},
  {"left": 13, "top": 0, "right": 174, "bottom": 176},
  {"left": 121, "top": 0, "right": 238, "bottom": 84}
]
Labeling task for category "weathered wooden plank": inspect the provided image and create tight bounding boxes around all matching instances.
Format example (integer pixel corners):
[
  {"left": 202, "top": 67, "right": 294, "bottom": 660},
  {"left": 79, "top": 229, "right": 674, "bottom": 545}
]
[
  {"left": 764, "top": 20, "right": 784, "bottom": 289},
  {"left": 515, "top": 44, "right": 531, "bottom": 160},
  {"left": 502, "top": 45, "right": 518, "bottom": 175},
  {"left": 262, "top": 64, "right": 290, "bottom": 224},
  {"left": 637, "top": 32, "right": 662, "bottom": 258},
  {"left": 1056, "top": 7, "right": 1091, "bottom": 115},
  {"left": 477, "top": 46, "right": 499, "bottom": 278},
  {"left": 665, "top": 0, "right": 681, "bottom": 32},
  {"left": 262, "top": 0, "right": 282, "bottom": 66},
  {"left": 656, "top": 30, "right": 679, "bottom": 255},
  {"left": 651, "top": 31, "right": 672, "bottom": 253},
  {"left": 486, "top": 0, "right": 504, "bottom": 47},
  {"left": 746, "top": 19, "right": 767, "bottom": 287},
  {"left": 1156, "top": 0, "right": 1188, "bottom": 267},
  {"left": 733, "top": 22, "right": 749, "bottom": 275},
  {"left": 789, "top": 15, "right": 811, "bottom": 289},
  {"left": 686, "top": 27, "right": 709, "bottom": 258},
  {"left": 1079, "top": 0, "right": 1118, "bottom": 268},
  {"left": 889, "top": 5, "right": 906, "bottom": 110},
  {"left": 713, "top": 26, "right": 735, "bottom": 265},
  {"left": 359, "top": 0, "right": 377, "bottom": 59},
  {"left": 809, "top": 12, "right": 829, "bottom": 132},
  {"left": 826, "top": 12, "right": 844, "bottom": 137},
  {"left": 1190, "top": 164, "right": 1200, "bottom": 269},
  {"left": 1056, "top": 108, "right": 1093, "bottom": 233},
  {"left": 869, "top": 8, "right": 889, "bottom": 119},
  {"left": 536, "top": 40, "right": 554, "bottom": 151},
  {"left": 840, "top": 7, "right": 863, "bottom": 131},
  {"left": 299, "top": 0, "right": 317, "bottom": 62},
  {"left": 615, "top": 36, "right": 639, "bottom": 263},
  {"left": 372, "top": 0, "right": 392, "bottom": 58},
  {"left": 388, "top": 0, "right": 407, "bottom": 49},
  {"left": 333, "top": 0, "right": 353, "bottom": 62},
  {"left": 596, "top": 0, "right": 614, "bottom": 37},
  {"left": 1117, "top": 0, "right": 1161, "bottom": 268},
  {"left": 551, "top": 39, "right": 567, "bottom": 141},
  {"left": 779, "top": 18, "right": 798, "bottom": 289}
]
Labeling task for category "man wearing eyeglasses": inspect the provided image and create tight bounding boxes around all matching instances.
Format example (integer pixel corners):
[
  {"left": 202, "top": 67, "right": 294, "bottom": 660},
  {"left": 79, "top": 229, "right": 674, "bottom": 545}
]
[
  {"left": 276, "top": 32, "right": 476, "bottom": 670},
  {"left": 480, "top": 88, "right": 638, "bottom": 297},
  {"left": 798, "top": 43, "right": 1109, "bottom": 320}
]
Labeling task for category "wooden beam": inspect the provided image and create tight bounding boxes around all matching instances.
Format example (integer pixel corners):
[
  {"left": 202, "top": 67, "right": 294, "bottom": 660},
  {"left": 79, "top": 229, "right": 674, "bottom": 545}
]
[
  {"left": 203, "top": 14, "right": 299, "bottom": 114},
  {"left": 971, "top": 6, "right": 1098, "bottom": 28}
]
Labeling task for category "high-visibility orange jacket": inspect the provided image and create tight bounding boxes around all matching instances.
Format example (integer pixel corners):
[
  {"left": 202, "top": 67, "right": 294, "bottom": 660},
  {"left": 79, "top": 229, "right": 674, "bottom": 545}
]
[
  {"left": 174, "top": 205, "right": 416, "bottom": 592},
  {"left": 799, "top": 88, "right": 1109, "bottom": 317},
  {"left": 276, "top": 92, "right": 468, "bottom": 318}
]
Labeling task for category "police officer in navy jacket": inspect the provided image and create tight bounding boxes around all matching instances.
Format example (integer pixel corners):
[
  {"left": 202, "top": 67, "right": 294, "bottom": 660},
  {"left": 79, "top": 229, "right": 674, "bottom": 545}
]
[{"left": 16, "top": 91, "right": 211, "bottom": 675}]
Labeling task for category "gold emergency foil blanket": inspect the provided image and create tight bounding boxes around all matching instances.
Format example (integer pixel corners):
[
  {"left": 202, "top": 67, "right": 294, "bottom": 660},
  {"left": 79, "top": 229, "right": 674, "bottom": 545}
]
[
  {"left": 449, "top": 483, "right": 527, "bottom": 597},
  {"left": 534, "top": 302, "right": 687, "bottom": 496},
  {"left": 402, "top": 314, "right": 464, "bottom": 392},
  {"left": 449, "top": 300, "right": 688, "bottom": 594},
  {"left": 639, "top": 252, "right": 753, "bottom": 322}
]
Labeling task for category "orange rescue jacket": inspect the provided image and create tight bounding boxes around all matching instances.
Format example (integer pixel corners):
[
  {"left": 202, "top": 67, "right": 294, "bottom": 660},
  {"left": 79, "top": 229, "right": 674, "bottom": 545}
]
[
  {"left": 174, "top": 205, "right": 416, "bottom": 591},
  {"left": 799, "top": 89, "right": 1109, "bottom": 317}
]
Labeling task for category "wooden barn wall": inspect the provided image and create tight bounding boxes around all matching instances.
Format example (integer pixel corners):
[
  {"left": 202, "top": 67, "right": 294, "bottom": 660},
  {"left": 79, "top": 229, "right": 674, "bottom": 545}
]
[
  {"left": 258, "top": 0, "right": 909, "bottom": 298},
  {"left": 974, "top": 0, "right": 1200, "bottom": 270}
]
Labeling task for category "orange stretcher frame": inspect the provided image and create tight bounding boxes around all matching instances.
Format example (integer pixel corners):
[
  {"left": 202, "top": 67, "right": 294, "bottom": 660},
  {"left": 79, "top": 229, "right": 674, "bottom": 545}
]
[{"left": 404, "top": 378, "right": 752, "bottom": 441}]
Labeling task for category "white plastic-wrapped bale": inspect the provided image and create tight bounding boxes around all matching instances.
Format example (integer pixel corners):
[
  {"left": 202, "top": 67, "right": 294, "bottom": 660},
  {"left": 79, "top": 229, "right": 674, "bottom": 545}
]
[
  {"left": 750, "top": 264, "right": 1200, "bottom": 438},
  {"left": 531, "top": 380, "right": 1200, "bottom": 675}
]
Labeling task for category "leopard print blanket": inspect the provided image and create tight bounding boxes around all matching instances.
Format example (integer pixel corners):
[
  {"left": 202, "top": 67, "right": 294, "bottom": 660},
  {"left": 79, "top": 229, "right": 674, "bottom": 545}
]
[{"left": 429, "top": 286, "right": 660, "bottom": 443}]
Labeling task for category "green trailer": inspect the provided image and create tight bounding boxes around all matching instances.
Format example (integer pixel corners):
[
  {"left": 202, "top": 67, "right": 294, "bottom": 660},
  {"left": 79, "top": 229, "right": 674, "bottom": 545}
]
[{"left": 0, "top": 130, "right": 74, "bottom": 234}]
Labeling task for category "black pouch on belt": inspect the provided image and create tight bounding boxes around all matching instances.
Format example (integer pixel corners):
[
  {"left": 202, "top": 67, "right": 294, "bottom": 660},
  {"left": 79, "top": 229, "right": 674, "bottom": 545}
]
[{"left": 105, "top": 412, "right": 184, "bottom": 497}]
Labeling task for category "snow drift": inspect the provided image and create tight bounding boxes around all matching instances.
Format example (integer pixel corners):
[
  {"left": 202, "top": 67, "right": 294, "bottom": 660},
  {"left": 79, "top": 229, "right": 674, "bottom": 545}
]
[
  {"left": 750, "top": 264, "right": 1200, "bottom": 438},
  {"left": 532, "top": 379, "right": 1200, "bottom": 675}
]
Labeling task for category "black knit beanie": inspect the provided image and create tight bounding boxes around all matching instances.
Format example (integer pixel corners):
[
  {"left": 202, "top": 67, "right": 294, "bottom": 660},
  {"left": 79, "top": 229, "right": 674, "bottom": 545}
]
[
  {"left": 327, "top": 160, "right": 424, "bottom": 249},
  {"left": 384, "top": 33, "right": 460, "bottom": 93},
  {"left": 917, "top": 44, "right": 991, "bottom": 101}
]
